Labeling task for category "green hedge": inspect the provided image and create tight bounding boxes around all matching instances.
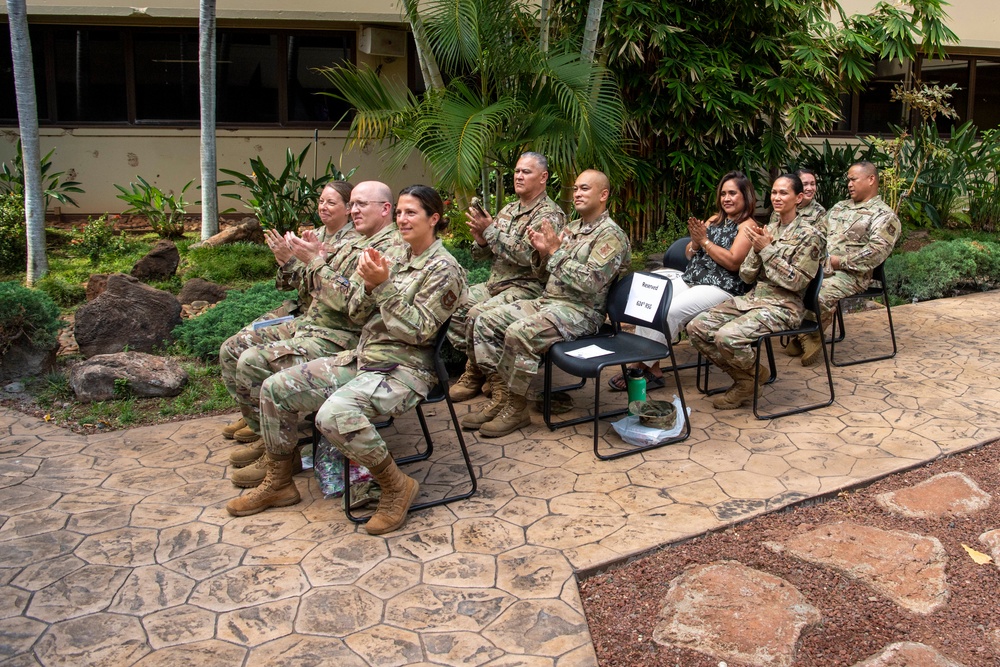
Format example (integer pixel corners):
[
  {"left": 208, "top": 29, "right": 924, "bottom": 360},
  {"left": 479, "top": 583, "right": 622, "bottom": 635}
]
[
  {"left": 886, "top": 239, "right": 1000, "bottom": 302},
  {"left": 172, "top": 282, "right": 287, "bottom": 360},
  {"left": 0, "top": 282, "right": 61, "bottom": 355},
  {"left": 0, "top": 194, "right": 26, "bottom": 275}
]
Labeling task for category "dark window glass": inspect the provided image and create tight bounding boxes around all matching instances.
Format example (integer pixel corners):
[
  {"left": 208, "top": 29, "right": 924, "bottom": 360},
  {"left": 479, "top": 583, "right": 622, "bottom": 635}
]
[
  {"left": 1, "top": 24, "right": 49, "bottom": 123},
  {"left": 134, "top": 31, "right": 199, "bottom": 122},
  {"left": 972, "top": 58, "right": 1000, "bottom": 131},
  {"left": 920, "top": 57, "right": 970, "bottom": 133},
  {"left": 52, "top": 28, "right": 127, "bottom": 122},
  {"left": 857, "top": 59, "right": 910, "bottom": 133},
  {"left": 287, "top": 34, "right": 354, "bottom": 123},
  {"left": 833, "top": 93, "right": 852, "bottom": 132},
  {"left": 217, "top": 31, "right": 279, "bottom": 124}
]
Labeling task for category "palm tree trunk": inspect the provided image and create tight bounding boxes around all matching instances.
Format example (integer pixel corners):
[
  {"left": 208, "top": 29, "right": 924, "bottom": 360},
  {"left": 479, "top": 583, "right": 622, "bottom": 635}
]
[
  {"left": 6, "top": 0, "right": 47, "bottom": 284},
  {"left": 539, "top": 0, "right": 551, "bottom": 53},
  {"left": 401, "top": 0, "right": 443, "bottom": 91},
  {"left": 199, "top": 0, "right": 219, "bottom": 239},
  {"left": 581, "top": 0, "right": 604, "bottom": 63}
]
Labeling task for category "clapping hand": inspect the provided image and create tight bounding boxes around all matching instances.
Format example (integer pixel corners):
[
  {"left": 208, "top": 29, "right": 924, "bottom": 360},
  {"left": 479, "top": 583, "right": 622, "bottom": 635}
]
[
  {"left": 285, "top": 229, "right": 325, "bottom": 264},
  {"left": 687, "top": 217, "right": 707, "bottom": 248},
  {"left": 265, "top": 228, "right": 293, "bottom": 264},
  {"left": 527, "top": 220, "right": 563, "bottom": 258},
  {"left": 746, "top": 224, "right": 772, "bottom": 252},
  {"left": 357, "top": 247, "right": 390, "bottom": 291}
]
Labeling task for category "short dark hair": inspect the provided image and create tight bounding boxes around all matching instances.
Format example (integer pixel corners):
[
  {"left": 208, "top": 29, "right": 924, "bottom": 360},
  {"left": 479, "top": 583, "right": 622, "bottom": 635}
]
[
  {"left": 520, "top": 151, "right": 549, "bottom": 172},
  {"left": 323, "top": 180, "right": 353, "bottom": 205},
  {"left": 795, "top": 168, "right": 817, "bottom": 181},
  {"left": 398, "top": 184, "right": 448, "bottom": 234},
  {"left": 715, "top": 171, "right": 757, "bottom": 223},
  {"left": 851, "top": 160, "right": 878, "bottom": 179}
]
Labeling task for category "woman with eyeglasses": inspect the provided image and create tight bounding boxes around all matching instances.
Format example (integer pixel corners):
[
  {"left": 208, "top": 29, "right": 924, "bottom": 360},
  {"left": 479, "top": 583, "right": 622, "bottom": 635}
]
[{"left": 227, "top": 185, "right": 468, "bottom": 536}]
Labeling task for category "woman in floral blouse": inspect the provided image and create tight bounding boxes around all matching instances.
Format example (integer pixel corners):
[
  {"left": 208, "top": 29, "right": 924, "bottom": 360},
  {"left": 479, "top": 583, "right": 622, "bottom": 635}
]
[{"left": 610, "top": 171, "right": 758, "bottom": 390}]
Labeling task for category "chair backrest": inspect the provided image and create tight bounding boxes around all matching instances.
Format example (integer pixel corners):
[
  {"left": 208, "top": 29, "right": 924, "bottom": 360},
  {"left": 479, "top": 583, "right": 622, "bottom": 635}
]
[
  {"left": 662, "top": 236, "right": 691, "bottom": 272},
  {"left": 606, "top": 271, "right": 674, "bottom": 339},
  {"left": 425, "top": 317, "right": 452, "bottom": 402},
  {"left": 801, "top": 265, "right": 825, "bottom": 320}
]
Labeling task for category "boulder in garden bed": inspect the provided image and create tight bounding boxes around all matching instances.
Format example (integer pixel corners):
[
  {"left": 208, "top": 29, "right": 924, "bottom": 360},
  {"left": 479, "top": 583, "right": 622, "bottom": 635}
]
[
  {"left": 74, "top": 273, "right": 182, "bottom": 358},
  {"left": 68, "top": 352, "right": 188, "bottom": 402},
  {"left": 188, "top": 217, "right": 265, "bottom": 249},
  {"left": 131, "top": 239, "right": 180, "bottom": 281},
  {"left": 177, "top": 278, "right": 228, "bottom": 305}
]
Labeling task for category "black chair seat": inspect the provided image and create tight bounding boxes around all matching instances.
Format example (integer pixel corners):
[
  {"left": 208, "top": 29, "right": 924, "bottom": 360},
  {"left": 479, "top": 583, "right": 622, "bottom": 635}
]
[
  {"left": 543, "top": 271, "right": 691, "bottom": 460},
  {"left": 829, "top": 261, "right": 897, "bottom": 366}
]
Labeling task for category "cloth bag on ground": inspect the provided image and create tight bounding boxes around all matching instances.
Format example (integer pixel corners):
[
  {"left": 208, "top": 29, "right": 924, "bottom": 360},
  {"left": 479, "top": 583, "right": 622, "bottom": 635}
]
[{"left": 611, "top": 395, "right": 688, "bottom": 447}]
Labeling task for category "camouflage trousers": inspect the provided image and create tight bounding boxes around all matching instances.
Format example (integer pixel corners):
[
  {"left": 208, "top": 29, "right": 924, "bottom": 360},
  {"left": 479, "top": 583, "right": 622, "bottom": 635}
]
[
  {"left": 816, "top": 270, "right": 870, "bottom": 331},
  {"left": 220, "top": 318, "right": 356, "bottom": 432},
  {"left": 259, "top": 357, "right": 425, "bottom": 466},
  {"left": 687, "top": 301, "right": 800, "bottom": 372},
  {"left": 445, "top": 282, "right": 540, "bottom": 353},
  {"left": 472, "top": 299, "right": 601, "bottom": 397}
]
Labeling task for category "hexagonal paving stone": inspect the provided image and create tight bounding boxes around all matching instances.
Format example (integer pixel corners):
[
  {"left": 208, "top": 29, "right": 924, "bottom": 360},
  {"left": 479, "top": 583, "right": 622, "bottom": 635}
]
[
  {"left": 218, "top": 597, "right": 299, "bottom": 646},
  {"left": 109, "top": 564, "right": 196, "bottom": 614},
  {"left": 34, "top": 612, "right": 149, "bottom": 666},
  {"left": 496, "top": 546, "right": 571, "bottom": 599},
  {"left": 11, "top": 555, "right": 85, "bottom": 591},
  {"left": 356, "top": 558, "right": 423, "bottom": 599},
  {"left": 221, "top": 512, "right": 309, "bottom": 548},
  {"left": 0, "top": 509, "right": 67, "bottom": 540},
  {"left": 76, "top": 526, "right": 159, "bottom": 566},
  {"left": 161, "top": 543, "right": 246, "bottom": 581},
  {"left": 296, "top": 586, "right": 383, "bottom": 635},
  {"left": 388, "top": 526, "right": 455, "bottom": 562},
  {"left": 155, "top": 521, "right": 221, "bottom": 563},
  {"left": 301, "top": 533, "right": 388, "bottom": 586},
  {"left": 53, "top": 488, "right": 144, "bottom": 515},
  {"left": 142, "top": 604, "right": 217, "bottom": 649},
  {"left": 103, "top": 468, "right": 187, "bottom": 494},
  {"left": 423, "top": 631, "right": 505, "bottom": 667},
  {"left": 386, "top": 585, "right": 514, "bottom": 632},
  {"left": 65, "top": 506, "right": 132, "bottom": 534},
  {"left": 510, "top": 468, "right": 577, "bottom": 500},
  {"left": 0, "top": 484, "right": 61, "bottom": 516},
  {"left": 130, "top": 639, "right": 247, "bottom": 666},
  {"left": 344, "top": 625, "right": 423, "bottom": 666},
  {"left": 0, "top": 531, "right": 82, "bottom": 569},
  {"left": 495, "top": 496, "right": 550, "bottom": 528},
  {"left": 713, "top": 470, "right": 787, "bottom": 500},
  {"left": 189, "top": 565, "right": 309, "bottom": 612},
  {"left": 483, "top": 599, "right": 589, "bottom": 657},
  {"left": 526, "top": 515, "right": 624, "bottom": 551},
  {"left": 246, "top": 635, "right": 368, "bottom": 667},
  {"left": 0, "top": 585, "right": 30, "bottom": 619},
  {"left": 423, "top": 552, "right": 496, "bottom": 589},
  {"left": 453, "top": 518, "right": 525, "bottom": 555},
  {"left": 27, "top": 563, "right": 131, "bottom": 622}
]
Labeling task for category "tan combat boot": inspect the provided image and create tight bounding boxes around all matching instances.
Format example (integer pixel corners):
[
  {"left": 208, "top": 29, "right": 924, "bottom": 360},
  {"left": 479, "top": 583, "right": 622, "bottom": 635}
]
[
  {"left": 221, "top": 417, "right": 246, "bottom": 439},
  {"left": 460, "top": 374, "right": 507, "bottom": 430},
  {"left": 479, "top": 393, "right": 531, "bottom": 438},
  {"left": 783, "top": 336, "right": 804, "bottom": 357},
  {"left": 712, "top": 364, "right": 767, "bottom": 410},
  {"left": 800, "top": 332, "right": 824, "bottom": 366},
  {"left": 231, "top": 447, "right": 303, "bottom": 487},
  {"left": 365, "top": 455, "right": 419, "bottom": 535},
  {"left": 233, "top": 425, "right": 261, "bottom": 444},
  {"left": 225, "top": 452, "right": 301, "bottom": 516},
  {"left": 229, "top": 440, "right": 265, "bottom": 468},
  {"left": 449, "top": 360, "right": 486, "bottom": 402}
]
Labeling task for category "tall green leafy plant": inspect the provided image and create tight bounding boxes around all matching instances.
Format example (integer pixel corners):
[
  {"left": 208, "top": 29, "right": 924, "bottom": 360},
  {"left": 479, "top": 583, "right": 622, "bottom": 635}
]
[
  {"left": 316, "top": 0, "right": 630, "bottom": 206},
  {"left": 0, "top": 140, "right": 84, "bottom": 209},
  {"left": 115, "top": 176, "right": 193, "bottom": 238},
  {"left": 219, "top": 145, "right": 355, "bottom": 235},
  {"left": 789, "top": 141, "right": 874, "bottom": 207}
]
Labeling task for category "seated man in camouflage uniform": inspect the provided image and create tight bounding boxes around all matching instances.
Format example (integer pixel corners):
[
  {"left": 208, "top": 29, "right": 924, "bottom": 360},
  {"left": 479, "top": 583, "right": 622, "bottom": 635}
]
[
  {"left": 463, "top": 169, "right": 631, "bottom": 437},
  {"left": 220, "top": 182, "right": 403, "bottom": 483},
  {"left": 447, "top": 152, "right": 566, "bottom": 402},
  {"left": 687, "top": 173, "right": 825, "bottom": 410},
  {"left": 795, "top": 161, "right": 901, "bottom": 366}
]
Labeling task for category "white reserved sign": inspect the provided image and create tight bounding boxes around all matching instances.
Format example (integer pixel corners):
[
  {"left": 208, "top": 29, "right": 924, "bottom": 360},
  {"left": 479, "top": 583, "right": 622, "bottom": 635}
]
[{"left": 624, "top": 276, "right": 667, "bottom": 323}]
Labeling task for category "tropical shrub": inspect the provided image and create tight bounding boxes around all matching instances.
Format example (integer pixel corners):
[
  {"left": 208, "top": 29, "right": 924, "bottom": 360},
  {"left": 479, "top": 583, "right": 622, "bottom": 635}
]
[
  {"left": 35, "top": 275, "right": 87, "bottom": 308},
  {"left": 0, "top": 282, "right": 62, "bottom": 356},
  {"left": 115, "top": 176, "right": 192, "bottom": 238},
  {"left": 70, "top": 215, "right": 134, "bottom": 265},
  {"left": 219, "top": 146, "right": 355, "bottom": 235},
  {"left": 172, "top": 282, "right": 286, "bottom": 360},
  {"left": 0, "top": 193, "right": 26, "bottom": 274},
  {"left": 789, "top": 141, "right": 874, "bottom": 208},
  {"left": 0, "top": 140, "right": 84, "bottom": 209}
]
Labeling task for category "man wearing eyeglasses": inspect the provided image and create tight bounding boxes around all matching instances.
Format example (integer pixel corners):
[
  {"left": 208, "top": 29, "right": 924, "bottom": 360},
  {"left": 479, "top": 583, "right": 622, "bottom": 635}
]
[
  {"left": 447, "top": 151, "right": 566, "bottom": 404},
  {"left": 220, "top": 180, "right": 402, "bottom": 486}
]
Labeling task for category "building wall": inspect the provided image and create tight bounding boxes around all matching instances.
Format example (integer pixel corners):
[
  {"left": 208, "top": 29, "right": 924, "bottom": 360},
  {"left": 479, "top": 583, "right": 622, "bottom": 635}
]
[{"left": 839, "top": 0, "right": 1000, "bottom": 51}]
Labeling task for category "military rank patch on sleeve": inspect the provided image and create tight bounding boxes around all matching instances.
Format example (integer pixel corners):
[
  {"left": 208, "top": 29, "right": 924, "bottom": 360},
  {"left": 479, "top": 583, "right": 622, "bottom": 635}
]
[
  {"left": 335, "top": 276, "right": 351, "bottom": 290},
  {"left": 442, "top": 290, "right": 458, "bottom": 309},
  {"left": 595, "top": 242, "right": 616, "bottom": 261}
]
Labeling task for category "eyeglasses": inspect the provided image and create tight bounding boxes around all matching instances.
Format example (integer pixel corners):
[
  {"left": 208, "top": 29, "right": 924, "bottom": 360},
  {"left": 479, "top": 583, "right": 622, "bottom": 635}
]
[{"left": 347, "top": 200, "right": 388, "bottom": 210}]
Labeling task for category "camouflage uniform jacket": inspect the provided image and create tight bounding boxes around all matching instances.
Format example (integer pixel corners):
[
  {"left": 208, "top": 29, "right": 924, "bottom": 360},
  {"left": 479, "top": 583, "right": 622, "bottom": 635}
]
[
  {"left": 472, "top": 192, "right": 566, "bottom": 297},
  {"left": 340, "top": 239, "right": 468, "bottom": 392},
  {"left": 799, "top": 200, "right": 826, "bottom": 234},
  {"left": 533, "top": 210, "right": 632, "bottom": 332},
  {"left": 275, "top": 223, "right": 354, "bottom": 311},
  {"left": 821, "top": 195, "right": 900, "bottom": 280},
  {"left": 735, "top": 213, "right": 825, "bottom": 322}
]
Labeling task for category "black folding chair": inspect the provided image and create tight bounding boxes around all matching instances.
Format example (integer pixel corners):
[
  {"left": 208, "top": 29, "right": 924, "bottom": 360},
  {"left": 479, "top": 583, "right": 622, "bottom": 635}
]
[
  {"left": 542, "top": 271, "right": 691, "bottom": 460},
  {"left": 829, "top": 261, "right": 897, "bottom": 366},
  {"left": 751, "top": 267, "right": 835, "bottom": 419},
  {"left": 341, "top": 318, "right": 477, "bottom": 523}
]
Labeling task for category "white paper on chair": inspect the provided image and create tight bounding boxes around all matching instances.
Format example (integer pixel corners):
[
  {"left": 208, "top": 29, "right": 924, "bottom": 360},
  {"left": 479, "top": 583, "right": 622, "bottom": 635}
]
[
  {"left": 566, "top": 344, "right": 614, "bottom": 359},
  {"left": 624, "top": 277, "right": 667, "bottom": 322}
]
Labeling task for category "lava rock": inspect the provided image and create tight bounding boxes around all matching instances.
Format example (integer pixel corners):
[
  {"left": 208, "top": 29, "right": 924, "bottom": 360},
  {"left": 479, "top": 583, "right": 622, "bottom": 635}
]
[
  {"left": 68, "top": 351, "right": 188, "bottom": 402},
  {"left": 74, "top": 273, "right": 182, "bottom": 357}
]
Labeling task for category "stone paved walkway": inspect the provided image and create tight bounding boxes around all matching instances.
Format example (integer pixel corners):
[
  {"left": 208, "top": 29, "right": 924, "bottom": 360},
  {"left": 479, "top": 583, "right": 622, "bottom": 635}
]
[{"left": 1, "top": 291, "right": 998, "bottom": 666}]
